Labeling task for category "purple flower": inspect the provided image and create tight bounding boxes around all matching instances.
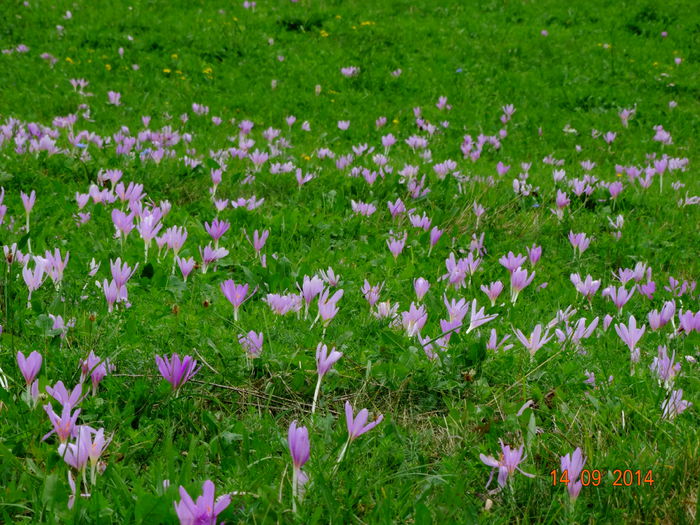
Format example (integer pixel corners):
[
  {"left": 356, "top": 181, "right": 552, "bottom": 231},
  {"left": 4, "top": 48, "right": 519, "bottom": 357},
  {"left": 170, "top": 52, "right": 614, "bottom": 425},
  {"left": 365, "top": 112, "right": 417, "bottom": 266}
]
[
  {"left": 288, "top": 420, "right": 310, "bottom": 470},
  {"left": 199, "top": 244, "right": 228, "bottom": 273},
  {"left": 570, "top": 273, "right": 601, "bottom": 299},
  {"left": 22, "top": 262, "right": 45, "bottom": 304},
  {"left": 486, "top": 329, "right": 513, "bottom": 352},
  {"left": 413, "top": 277, "right": 430, "bottom": 301},
  {"left": 499, "top": 251, "right": 527, "bottom": 273},
  {"left": 58, "top": 425, "right": 91, "bottom": 471},
  {"left": 481, "top": 281, "right": 504, "bottom": 307},
  {"left": 401, "top": 302, "right": 427, "bottom": 337},
  {"left": 345, "top": 401, "right": 383, "bottom": 440},
  {"left": 513, "top": 324, "right": 553, "bottom": 357},
  {"left": 602, "top": 285, "right": 635, "bottom": 312},
  {"left": 429, "top": 226, "right": 443, "bottom": 249},
  {"left": 318, "top": 288, "right": 343, "bottom": 326},
  {"left": 480, "top": 440, "right": 534, "bottom": 489},
  {"left": 155, "top": 354, "right": 200, "bottom": 391},
  {"left": 661, "top": 389, "right": 691, "bottom": 420},
  {"left": 300, "top": 275, "right": 325, "bottom": 312},
  {"left": 560, "top": 448, "right": 586, "bottom": 501},
  {"left": 308, "top": 344, "right": 337, "bottom": 381},
  {"left": 510, "top": 267, "right": 535, "bottom": 303},
  {"left": 650, "top": 346, "right": 681, "bottom": 389},
  {"left": 253, "top": 229, "right": 269, "bottom": 253},
  {"left": 204, "top": 218, "right": 231, "bottom": 243},
  {"left": 43, "top": 404, "right": 81, "bottom": 443},
  {"left": 80, "top": 351, "right": 114, "bottom": 395},
  {"left": 527, "top": 244, "right": 542, "bottom": 266},
  {"left": 361, "top": 280, "right": 384, "bottom": 307},
  {"left": 265, "top": 293, "right": 302, "bottom": 315},
  {"left": 176, "top": 257, "right": 196, "bottom": 281},
  {"left": 340, "top": 66, "right": 360, "bottom": 78},
  {"left": 101, "top": 279, "right": 120, "bottom": 312},
  {"left": 239, "top": 331, "right": 263, "bottom": 358},
  {"left": 318, "top": 267, "right": 340, "bottom": 287},
  {"left": 110, "top": 258, "right": 137, "bottom": 288},
  {"left": 46, "top": 381, "right": 83, "bottom": 409},
  {"left": 174, "top": 480, "right": 231, "bottom": 525},
  {"left": 21, "top": 190, "right": 37, "bottom": 215},
  {"left": 387, "top": 198, "right": 405, "bottom": 217},
  {"left": 614, "top": 315, "right": 645, "bottom": 359},
  {"left": 467, "top": 299, "right": 498, "bottom": 332},
  {"left": 107, "top": 91, "right": 122, "bottom": 106},
  {"left": 288, "top": 420, "right": 310, "bottom": 510},
  {"left": 568, "top": 232, "right": 591, "bottom": 255},
  {"left": 17, "top": 350, "right": 42, "bottom": 385},
  {"left": 220, "top": 280, "right": 250, "bottom": 321},
  {"left": 386, "top": 231, "right": 407, "bottom": 259}
]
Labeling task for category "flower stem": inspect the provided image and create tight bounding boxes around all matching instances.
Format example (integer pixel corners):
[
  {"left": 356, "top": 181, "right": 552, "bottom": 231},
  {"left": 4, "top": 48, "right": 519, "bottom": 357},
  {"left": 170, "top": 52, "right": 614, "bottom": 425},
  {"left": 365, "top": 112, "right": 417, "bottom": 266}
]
[{"left": 311, "top": 375, "right": 322, "bottom": 414}]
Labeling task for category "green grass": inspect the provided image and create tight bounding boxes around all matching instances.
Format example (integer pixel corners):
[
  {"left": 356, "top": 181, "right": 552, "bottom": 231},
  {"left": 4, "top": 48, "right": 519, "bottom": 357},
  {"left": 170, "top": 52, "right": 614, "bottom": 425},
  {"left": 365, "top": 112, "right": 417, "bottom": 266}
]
[{"left": 0, "top": 0, "right": 699, "bottom": 523}]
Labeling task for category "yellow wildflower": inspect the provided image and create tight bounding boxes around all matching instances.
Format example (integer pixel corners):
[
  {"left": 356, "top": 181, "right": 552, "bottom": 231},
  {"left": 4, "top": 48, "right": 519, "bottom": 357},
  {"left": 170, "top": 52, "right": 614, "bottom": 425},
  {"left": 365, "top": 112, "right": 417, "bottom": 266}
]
[
  {"left": 163, "top": 68, "right": 172, "bottom": 73},
  {"left": 105, "top": 64, "right": 112, "bottom": 71},
  {"left": 65, "top": 57, "right": 74, "bottom": 64},
  {"left": 320, "top": 30, "right": 329, "bottom": 37}
]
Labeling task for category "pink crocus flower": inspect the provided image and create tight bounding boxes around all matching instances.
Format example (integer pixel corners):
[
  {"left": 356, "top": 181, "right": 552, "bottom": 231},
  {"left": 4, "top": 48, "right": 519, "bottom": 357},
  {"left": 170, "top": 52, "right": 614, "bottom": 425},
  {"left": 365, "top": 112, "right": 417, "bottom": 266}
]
[
  {"left": 480, "top": 440, "right": 534, "bottom": 490},
  {"left": 413, "top": 277, "right": 430, "bottom": 301},
  {"left": 481, "top": 281, "right": 504, "bottom": 307},
  {"left": 568, "top": 232, "right": 591, "bottom": 255},
  {"left": 17, "top": 351, "right": 42, "bottom": 385},
  {"left": 46, "top": 381, "right": 83, "bottom": 409},
  {"left": 239, "top": 331, "right": 263, "bottom": 358},
  {"left": 614, "top": 315, "right": 645, "bottom": 362},
  {"left": 361, "top": 280, "right": 383, "bottom": 307},
  {"left": 499, "top": 251, "right": 526, "bottom": 273},
  {"left": 22, "top": 261, "right": 45, "bottom": 306},
  {"left": 43, "top": 404, "right": 81, "bottom": 442},
  {"left": 560, "top": 448, "right": 587, "bottom": 501},
  {"left": 199, "top": 244, "right": 229, "bottom": 273},
  {"left": 429, "top": 226, "right": 443, "bottom": 251},
  {"left": 343, "top": 401, "right": 383, "bottom": 443},
  {"left": 311, "top": 343, "right": 343, "bottom": 413},
  {"left": 101, "top": 279, "right": 120, "bottom": 312},
  {"left": 155, "top": 354, "right": 200, "bottom": 392},
  {"left": 288, "top": 421, "right": 310, "bottom": 511},
  {"left": 661, "top": 389, "right": 691, "bottom": 420},
  {"left": 79, "top": 351, "right": 114, "bottom": 395},
  {"left": 570, "top": 273, "right": 601, "bottom": 299},
  {"left": 650, "top": 346, "right": 681, "bottom": 390},
  {"left": 176, "top": 256, "right": 196, "bottom": 281},
  {"left": 401, "top": 302, "right": 427, "bottom": 337},
  {"left": 107, "top": 91, "right": 121, "bottom": 106},
  {"left": 220, "top": 280, "right": 250, "bottom": 321},
  {"left": 510, "top": 267, "right": 535, "bottom": 303},
  {"left": 486, "top": 329, "right": 513, "bottom": 352},
  {"left": 527, "top": 244, "right": 542, "bottom": 266},
  {"left": 318, "top": 288, "right": 344, "bottom": 326},
  {"left": 21, "top": 190, "right": 37, "bottom": 215},
  {"left": 174, "top": 480, "right": 231, "bottom": 525},
  {"left": 602, "top": 285, "right": 635, "bottom": 312},
  {"left": 513, "top": 324, "right": 553, "bottom": 357},
  {"left": 204, "top": 218, "right": 230, "bottom": 244},
  {"left": 253, "top": 229, "right": 269, "bottom": 253},
  {"left": 387, "top": 232, "right": 407, "bottom": 260}
]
